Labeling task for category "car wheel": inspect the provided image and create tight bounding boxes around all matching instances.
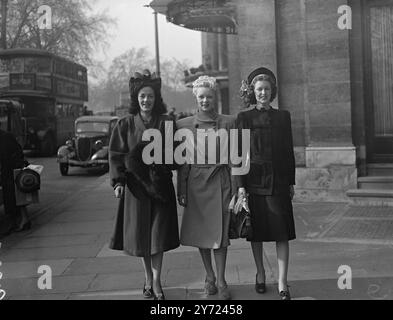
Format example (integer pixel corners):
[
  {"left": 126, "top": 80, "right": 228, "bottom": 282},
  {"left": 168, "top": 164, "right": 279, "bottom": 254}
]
[{"left": 60, "top": 163, "right": 69, "bottom": 176}]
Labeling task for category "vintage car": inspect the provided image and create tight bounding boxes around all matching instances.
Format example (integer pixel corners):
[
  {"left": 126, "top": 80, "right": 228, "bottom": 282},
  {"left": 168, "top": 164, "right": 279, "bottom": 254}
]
[{"left": 57, "top": 116, "right": 119, "bottom": 176}]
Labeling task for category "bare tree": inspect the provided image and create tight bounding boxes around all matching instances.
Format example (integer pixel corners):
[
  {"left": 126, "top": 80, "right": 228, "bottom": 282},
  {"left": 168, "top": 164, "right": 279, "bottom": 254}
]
[
  {"left": 107, "top": 47, "right": 155, "bottom": 92},
  {"left": 3, "top": 0, "right": 114, "bottom": 66},
  {"left": 89, "top": 47, "right": 193, "bottom": 112}
]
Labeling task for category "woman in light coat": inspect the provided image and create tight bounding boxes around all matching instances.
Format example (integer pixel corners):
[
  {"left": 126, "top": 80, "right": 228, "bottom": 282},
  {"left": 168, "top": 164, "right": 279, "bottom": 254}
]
[{"left": 177, "top": 76, "right": 235, "bottom": 300}]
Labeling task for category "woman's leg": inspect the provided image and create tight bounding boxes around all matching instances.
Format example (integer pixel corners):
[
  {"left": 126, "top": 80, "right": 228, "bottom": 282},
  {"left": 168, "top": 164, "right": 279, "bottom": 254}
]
[
  {"left": 141, "top": 256, "right": 153, "bottom": 288},
  {"left": 151, "top": 252, "right": 164, "bottom": 294},
  {"left": 276, "top": 241, "right": 289, "bottom": 292},
  {"left": 199, "top": 249, "right": 216, "bottom": 281},
  {"left": 213, "top": 247, "right": 228, "bottom": 287},
  {"left": 16, "top": 206, "right": 29, "bottom": 229},
  {"left": 251, "top": 242, "right": 266, "bottom": 283},
  {"left": 214, "top": 247, "right": 231, "bottom": 300}
]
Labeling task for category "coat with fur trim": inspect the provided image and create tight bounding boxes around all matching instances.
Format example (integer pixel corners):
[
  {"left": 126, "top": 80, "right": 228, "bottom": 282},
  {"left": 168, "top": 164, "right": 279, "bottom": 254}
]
[{"left": 108, "top": 113, "right": 179, "bottom": 257}]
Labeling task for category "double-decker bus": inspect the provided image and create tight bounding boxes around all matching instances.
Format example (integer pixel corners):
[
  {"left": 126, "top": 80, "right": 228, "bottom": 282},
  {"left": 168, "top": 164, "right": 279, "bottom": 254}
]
[{"left": 0, "top": 48, "right": 88, "bottom": 155}]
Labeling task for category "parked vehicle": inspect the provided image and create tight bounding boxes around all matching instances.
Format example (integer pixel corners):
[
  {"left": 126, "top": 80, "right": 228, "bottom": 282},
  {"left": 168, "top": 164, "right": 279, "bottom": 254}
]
[{"left": 57, "top": 116, "right": 119, "bottom": 176}]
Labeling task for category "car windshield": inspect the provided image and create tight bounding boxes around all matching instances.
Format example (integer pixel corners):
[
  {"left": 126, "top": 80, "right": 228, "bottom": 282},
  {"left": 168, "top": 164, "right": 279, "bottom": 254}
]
[{"left": 76, "top": 122, "right": 109, "bottom": 134}]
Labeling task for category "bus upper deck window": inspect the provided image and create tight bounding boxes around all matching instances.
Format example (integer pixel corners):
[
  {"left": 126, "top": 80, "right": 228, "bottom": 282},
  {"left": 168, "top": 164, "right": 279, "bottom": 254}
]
[
  {"left": 0, "top": 58, "right": 10, "bottom": 72},
  {"left": 25, "top": 57, "right": 51, "bottom": 73},
  {"left": 10, "top": 58, "right": 24, "bottom": 73}
]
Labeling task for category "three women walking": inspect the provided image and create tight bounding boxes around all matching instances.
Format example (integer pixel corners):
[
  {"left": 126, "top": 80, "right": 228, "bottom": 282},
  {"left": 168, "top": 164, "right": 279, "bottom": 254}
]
[{"left": 108, "top": 67, "right": 296, "bottom": 300}]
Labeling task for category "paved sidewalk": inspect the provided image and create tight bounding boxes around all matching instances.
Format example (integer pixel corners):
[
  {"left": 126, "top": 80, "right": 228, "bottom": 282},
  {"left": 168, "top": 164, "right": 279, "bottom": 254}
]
[{"left": 1, "top": 175, "right": 393, "bottom": 300}]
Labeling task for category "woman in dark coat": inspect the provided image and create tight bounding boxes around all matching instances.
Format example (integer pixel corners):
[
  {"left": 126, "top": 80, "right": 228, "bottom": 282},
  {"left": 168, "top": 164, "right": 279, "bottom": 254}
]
[
  {"left": 236, "top": 67, "right": 296, "bottom": 300},
  {"left": 0, "top": 126, "right": 30, "bottom": 232},
  {"left": 109, "top": 70, "right": 179, "bottom": 300}
]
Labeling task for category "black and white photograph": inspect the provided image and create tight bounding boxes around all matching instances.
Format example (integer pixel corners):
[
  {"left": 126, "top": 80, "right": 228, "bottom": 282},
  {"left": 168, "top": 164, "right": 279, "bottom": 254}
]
[{"left": 0, "top": 0, "right": 393, "bottom": 307}]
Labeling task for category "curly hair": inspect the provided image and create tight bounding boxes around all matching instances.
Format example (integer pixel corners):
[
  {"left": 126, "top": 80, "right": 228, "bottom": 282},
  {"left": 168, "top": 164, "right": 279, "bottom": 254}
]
[
  {"left": 240, "top": 68, "right": 278, "bottom": 107},
  {"left": 128, "top": 70, "right": 167, "bottom": 116},
  {"left": 192, "top": 75, "right": 217, "bottom": 96},
  {"left": 249, "top": 74, "right": 277, "bottom": 105},
  {"left": 129, "top": 85, "right": 167, "bottom": 116}
]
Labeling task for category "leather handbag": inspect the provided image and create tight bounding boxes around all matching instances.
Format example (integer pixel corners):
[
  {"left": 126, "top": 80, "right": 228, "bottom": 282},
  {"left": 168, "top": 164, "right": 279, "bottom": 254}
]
[{"left": 228, "top": 194, "right": 253, "bottom": 240}]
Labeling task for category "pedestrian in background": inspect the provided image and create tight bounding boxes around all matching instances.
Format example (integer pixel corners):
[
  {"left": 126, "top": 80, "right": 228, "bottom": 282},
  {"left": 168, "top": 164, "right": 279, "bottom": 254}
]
[
  {"left": 236, "top": 67, "right": 296, "bottom": 300},
  {"left": 108, "top": 70, "right": 180, "bottom": 300},
  {"left": 177, "top": 76, "right": 235, "bottom": 300},
  {"left": 0, "top": 125, "right": 30, "bottom": 232}
]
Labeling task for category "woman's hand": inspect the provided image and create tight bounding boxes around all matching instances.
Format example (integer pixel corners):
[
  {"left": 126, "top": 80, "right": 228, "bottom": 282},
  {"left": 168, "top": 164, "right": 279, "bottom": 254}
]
[
  {"left": 114, "top": 186, "right": 124, "bottom": 199},
  {"left": 289, "top": 185, "right": 295, "bottom": 200},
  {"left": 178, "top": 195, "right": 187, "bottom": 207}
]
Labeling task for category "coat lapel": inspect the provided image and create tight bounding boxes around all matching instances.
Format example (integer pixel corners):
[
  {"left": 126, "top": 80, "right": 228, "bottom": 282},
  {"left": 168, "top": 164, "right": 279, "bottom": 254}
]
[{"left": 134, "top": 113, "right": 147, "bottom": 132}]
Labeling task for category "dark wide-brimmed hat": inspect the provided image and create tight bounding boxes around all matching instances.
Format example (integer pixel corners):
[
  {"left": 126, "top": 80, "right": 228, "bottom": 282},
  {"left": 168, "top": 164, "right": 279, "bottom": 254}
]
[
  {"left": 129, "top": 69, "right": 161, "bottom": 97},
  {"left": 247, "top": 67, "right": 277, "bottom": 86}
]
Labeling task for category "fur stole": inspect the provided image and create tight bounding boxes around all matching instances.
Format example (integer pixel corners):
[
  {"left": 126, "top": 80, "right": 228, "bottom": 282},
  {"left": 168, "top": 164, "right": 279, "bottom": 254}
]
[{"left": 126, "top": 141, "right": 173, "bottom": 203}]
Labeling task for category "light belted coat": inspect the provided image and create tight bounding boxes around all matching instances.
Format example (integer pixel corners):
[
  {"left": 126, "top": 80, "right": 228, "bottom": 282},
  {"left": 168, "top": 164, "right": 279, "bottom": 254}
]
[{"left": 177, "top": 113, "right": 236, "bottom": 249}]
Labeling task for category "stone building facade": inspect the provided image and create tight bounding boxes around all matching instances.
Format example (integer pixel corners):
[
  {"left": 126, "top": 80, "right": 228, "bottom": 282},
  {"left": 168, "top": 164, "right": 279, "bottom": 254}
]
[{"left": 151, "top": 0, "right": 393, "bottom": 204}]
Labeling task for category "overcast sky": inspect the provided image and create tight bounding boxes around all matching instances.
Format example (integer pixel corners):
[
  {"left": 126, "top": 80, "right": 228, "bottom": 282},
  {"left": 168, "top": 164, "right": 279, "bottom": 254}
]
[{"left": 92, "top": 0, "right": 202, "bottom": 69}]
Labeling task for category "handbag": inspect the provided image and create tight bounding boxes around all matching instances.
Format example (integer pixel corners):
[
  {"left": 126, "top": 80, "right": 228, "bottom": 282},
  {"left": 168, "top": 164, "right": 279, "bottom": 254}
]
[{"left": 228, "top": 193, "right": 253, "bottom": 240}]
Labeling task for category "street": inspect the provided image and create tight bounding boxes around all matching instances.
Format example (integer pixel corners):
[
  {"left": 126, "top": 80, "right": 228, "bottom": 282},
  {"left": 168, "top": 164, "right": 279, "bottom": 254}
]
[{"left": 23, "top": 156, "right": 108, "bottom": 226}]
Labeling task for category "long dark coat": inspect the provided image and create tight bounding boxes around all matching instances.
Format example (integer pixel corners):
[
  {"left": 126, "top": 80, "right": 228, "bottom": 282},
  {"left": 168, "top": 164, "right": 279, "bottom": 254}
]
[
  {"left": 0, "top": 129, "right": 26, "bottom": 217},
  {"left": 234, "top": 107, "right": 296, "bottom": 193},
  {"left": 234, "top": 106, "right": 296, "bottom": 242},
  {"left": 108, "top": 114, "right": 180, "bottom": 257}
]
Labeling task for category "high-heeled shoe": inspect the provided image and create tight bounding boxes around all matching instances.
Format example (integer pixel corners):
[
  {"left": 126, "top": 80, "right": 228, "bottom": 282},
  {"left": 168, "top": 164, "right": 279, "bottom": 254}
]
[
  {"left": 15, "top": 221, "right": 32, "bottom": 232},
  {"left": 204, "top": 277, "right": 218, "bottom": 295},
  {"left": 218, "top": 284, "right": 232, "bottom": 300},
  {"left": 143, "top": 284, "right": 154, "bottom": 299},
  {"left": 154, "top": 292, "right": 166, "bottom": 300},
  {"left": 255, "top": 274, "right": 266, "bottom": 294},
  {"left": 278, "top": 285, "right": 291, "bottom": 300}
]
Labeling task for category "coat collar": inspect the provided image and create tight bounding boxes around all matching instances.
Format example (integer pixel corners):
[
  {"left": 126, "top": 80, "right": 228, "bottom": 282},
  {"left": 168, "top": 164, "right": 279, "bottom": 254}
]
[
  {"left": 135, "top": 113, "right": 160, "bottom": 131},
  {"left": 192, "top": 112, "right": 222, "bottom": 129}
]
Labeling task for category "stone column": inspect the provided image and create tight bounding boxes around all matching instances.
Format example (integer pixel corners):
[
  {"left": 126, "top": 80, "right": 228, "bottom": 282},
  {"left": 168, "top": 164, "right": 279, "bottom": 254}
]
[
  {"left": 235, "top": 0, "right": 278, "bottom": 108},
  {"left": 201, "top": 33, "right": 219, "bottom": 71},
  {"left": 217, "top": 33, "right": 228, "bottom": 71},
  {"left": 295, "top": 0, "right": 357, "bottom": 202}
]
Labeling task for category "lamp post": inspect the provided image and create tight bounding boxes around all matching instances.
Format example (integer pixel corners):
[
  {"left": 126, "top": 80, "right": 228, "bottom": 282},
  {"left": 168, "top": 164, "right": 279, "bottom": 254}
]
[
  {"left": 153, "top": 10, "right": 161, "bottom": 77},
  {"left": 144, "top": 4, "right": 161, "bottom": 77}
]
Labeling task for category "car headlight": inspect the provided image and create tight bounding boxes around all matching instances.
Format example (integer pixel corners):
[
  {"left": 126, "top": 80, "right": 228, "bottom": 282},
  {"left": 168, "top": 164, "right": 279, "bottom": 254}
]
[{"left": 95, "top": 140, "right": 103, "bottom": 150}]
